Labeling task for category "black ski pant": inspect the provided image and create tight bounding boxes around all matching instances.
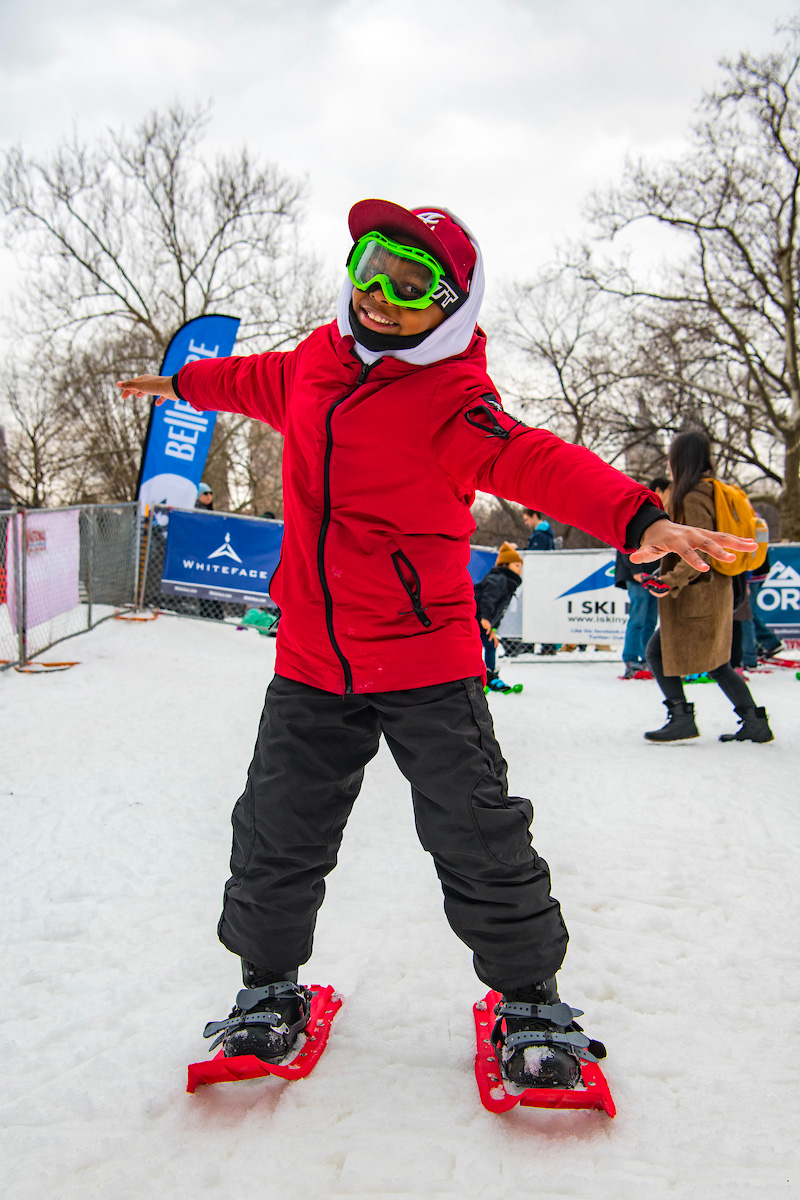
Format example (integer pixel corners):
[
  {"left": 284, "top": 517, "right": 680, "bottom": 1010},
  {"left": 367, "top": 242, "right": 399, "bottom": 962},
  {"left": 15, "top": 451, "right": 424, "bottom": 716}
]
[{"left": 218, "top": 674, "right": 568, "bottom": 993}]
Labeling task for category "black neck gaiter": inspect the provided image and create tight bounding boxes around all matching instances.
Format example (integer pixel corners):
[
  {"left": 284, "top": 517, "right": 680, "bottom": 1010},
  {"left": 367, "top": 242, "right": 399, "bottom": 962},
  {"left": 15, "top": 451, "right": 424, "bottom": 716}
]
[{"left": 348, "top": 301, "right": 435, "bottom": 353}]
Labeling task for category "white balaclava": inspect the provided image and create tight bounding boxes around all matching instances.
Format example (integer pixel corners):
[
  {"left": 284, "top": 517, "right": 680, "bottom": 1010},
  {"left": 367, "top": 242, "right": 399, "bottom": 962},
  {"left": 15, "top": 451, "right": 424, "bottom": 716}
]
[{"left": 336, "top": 221, "right": 485, "bottom": 367}]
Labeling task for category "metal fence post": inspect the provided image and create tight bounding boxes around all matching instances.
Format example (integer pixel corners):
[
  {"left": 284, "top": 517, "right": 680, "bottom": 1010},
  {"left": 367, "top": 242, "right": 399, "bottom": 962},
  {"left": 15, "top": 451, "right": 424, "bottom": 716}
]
[
  {"left": 138, "top": 506, "right": 155, "bottom": 609},
  {"left": 16, "top": 508, "right": 27, "bottom": 668},
  {"left": 133, "top": 503, "right": 142, "bottom": 609},
  {"left": 86, "top": 505, "right": 95, "bottom": 629}
]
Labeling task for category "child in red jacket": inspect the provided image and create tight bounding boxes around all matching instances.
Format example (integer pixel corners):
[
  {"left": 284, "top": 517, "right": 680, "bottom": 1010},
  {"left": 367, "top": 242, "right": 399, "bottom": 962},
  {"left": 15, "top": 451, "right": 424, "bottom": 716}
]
[{"left": 119, "top": 200, "right": 755, "bottom": 1093}]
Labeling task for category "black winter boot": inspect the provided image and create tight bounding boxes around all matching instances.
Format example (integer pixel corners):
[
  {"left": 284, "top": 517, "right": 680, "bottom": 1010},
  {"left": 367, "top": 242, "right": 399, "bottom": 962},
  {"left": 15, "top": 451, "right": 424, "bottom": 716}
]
[
  {"left": 719, "top": 705, "right": 774, "bottom": 743},
  {"left": 491, "top": 978, "right": 604, "bottom": 1090},
  {"left": 644, "top": 699, "right": 699, "bottom": 742},
  {"left": 203, "top": 963, "right": 312, "bottom": 1062}
]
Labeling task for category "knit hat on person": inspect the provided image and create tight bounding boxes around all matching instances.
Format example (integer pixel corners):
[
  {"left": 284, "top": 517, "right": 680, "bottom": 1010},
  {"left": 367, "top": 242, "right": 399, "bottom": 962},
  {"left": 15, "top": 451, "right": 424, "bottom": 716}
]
[
  {"left": 495, "top": 542, "right": 523, "bottom": 567},
  {"left": 198, "top": 482, "right": 212, "bottom": 495}
]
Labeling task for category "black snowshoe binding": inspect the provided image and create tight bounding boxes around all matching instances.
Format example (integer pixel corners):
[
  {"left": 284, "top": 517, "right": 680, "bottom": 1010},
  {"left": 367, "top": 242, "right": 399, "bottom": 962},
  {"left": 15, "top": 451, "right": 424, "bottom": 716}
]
[
  {"left": 491, "top": 979, "right": 605, "bottom": 1090},
  {"left": 203, "top": 979, "right": 312, "bottom": 1063}
]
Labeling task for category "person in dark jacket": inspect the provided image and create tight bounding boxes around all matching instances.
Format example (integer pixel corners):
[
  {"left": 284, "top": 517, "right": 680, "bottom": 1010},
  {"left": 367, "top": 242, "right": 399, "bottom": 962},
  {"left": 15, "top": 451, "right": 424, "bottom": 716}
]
[
  {"left": 195, "top": 482, "right": 214, "bottom": 509},
  {"left": 614, "top": 477, "right": 668, "bottom": 677},
  {"left": 118, "top": 200, "right": 757, "bottom": 1094},
  {"left": 522, "top": 509, "right": 555, "bottom": 551},
  {"left": 475, "top": 542, "right": 522, "bottom": 687},
  {"left": 522, "top": 509, "right": 558, "bottom": 652},
  {"left": 749, "top": 550, "right": 783, "bottom": 660}
]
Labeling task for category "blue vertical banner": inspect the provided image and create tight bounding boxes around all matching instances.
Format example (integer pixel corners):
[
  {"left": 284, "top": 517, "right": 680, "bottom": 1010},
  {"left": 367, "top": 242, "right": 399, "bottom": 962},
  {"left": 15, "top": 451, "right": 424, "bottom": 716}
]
[{"left": 136, "top": 314, "right": 240, "bottom": 513}]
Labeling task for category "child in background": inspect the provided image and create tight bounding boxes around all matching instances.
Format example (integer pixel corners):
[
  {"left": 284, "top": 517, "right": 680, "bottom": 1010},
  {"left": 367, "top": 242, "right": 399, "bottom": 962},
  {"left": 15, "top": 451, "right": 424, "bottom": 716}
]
[
  {"left": 475, "top": 542, "right": 522, "bottom": 691},
  {"left": 118, "top": 200, "right": 756, "bottom": 1094}
]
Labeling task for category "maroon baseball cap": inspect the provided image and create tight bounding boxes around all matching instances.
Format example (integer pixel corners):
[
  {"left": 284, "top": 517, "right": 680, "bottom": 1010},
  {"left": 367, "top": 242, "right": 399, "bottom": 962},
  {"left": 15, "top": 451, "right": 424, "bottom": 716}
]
[{"left": 348, "top": 199, "right": 476, "bottom": 291}]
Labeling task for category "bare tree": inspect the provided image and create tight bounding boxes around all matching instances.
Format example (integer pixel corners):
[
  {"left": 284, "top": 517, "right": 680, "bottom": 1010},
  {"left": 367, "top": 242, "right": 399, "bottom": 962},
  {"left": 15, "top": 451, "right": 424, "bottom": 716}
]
[
  {"left": 583, "top": 21, "right": 800, "bottom": 536},
  {"left": 496, "top": 267, "right": 629, "bottom": 460},
  {"left": 606, "top": 307, "right": 785, "bottom": 493},
  {"left": 3, "top": 366, "right": 77, "bottom": 507},
  {"left": 1, "top": 103, "right": 335, "bottom": 506}
]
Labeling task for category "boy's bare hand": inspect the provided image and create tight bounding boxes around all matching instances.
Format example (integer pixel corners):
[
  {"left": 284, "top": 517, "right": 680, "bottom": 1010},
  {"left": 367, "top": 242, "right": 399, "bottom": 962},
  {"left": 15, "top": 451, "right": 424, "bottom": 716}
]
[
  {"left": 116, "top": 375, "right": 176, "bottom": 404},
  {"left": 630, "top": 518, "right": 757, "bottom": 572}
]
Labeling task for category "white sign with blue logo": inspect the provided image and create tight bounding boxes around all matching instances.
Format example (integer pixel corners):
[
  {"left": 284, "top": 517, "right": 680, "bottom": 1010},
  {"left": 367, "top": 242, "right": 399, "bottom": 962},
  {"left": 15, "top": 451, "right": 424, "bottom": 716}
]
[
  {"left": 160, "top": 510, "right": 283, "bottom": 605},
  {"left": 521, "top": 550, "right": 626, "bottom": 643}
]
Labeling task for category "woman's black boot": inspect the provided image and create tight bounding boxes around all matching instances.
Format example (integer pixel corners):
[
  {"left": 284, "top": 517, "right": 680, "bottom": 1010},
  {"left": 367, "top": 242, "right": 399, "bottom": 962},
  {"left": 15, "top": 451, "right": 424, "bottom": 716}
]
[
  {"left": 719, "top": 706, "right": 774, "bottom": 743},
  {"left": 644, "top": 699, "right": 699, "bottom": 742}
]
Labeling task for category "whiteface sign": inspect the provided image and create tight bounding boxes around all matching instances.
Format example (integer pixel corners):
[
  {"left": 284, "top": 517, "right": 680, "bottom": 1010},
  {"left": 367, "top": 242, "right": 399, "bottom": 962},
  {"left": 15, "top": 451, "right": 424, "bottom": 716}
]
[{"left": 160, "top": 510, "right": 283, "bottom": 605}]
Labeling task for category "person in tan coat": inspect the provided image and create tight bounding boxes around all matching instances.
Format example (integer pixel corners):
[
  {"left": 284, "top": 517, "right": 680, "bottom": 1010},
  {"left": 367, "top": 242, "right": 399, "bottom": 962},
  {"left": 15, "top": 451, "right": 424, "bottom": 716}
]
[{"left": 644, "top": 431, "right": 773, "bottom": 743}]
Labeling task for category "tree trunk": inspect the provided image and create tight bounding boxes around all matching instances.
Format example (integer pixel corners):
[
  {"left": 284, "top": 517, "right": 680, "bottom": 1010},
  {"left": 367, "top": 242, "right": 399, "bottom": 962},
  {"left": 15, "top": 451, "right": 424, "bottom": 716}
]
[
  {"left": 203, "top": 418, "right": 232, "bottom": 512},
  {"left": 780, "top": 435, "right": 800, "bottom": 540}
]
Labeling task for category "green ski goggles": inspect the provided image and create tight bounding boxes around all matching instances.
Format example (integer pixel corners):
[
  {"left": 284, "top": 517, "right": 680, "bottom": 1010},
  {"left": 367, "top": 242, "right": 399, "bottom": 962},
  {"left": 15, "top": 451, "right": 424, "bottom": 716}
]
[{"left": 346, "top": 231, "right": 467, "bottom": 313}]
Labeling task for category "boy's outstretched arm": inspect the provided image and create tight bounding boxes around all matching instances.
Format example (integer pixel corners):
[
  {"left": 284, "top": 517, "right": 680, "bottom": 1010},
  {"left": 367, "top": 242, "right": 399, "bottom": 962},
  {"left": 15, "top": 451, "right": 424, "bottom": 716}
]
[
  {"left": 429, "top": 388, "right": 756, "bottom": 573},
  {"left": 119, "top": 347, "right": 297, "bottom": 433},
  {"left": 116, "top": 375, "right": 175, "bottom": 403}
]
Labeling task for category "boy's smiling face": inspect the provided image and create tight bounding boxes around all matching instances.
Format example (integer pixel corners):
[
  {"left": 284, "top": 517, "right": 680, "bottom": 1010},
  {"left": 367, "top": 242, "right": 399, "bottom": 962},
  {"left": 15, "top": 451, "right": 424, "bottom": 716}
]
[
  {"left": 350, "top": 231, "right": 448, "bottom": 337},
  {"left": 351, "top": 283, "right": 447, "bottom": 337}
]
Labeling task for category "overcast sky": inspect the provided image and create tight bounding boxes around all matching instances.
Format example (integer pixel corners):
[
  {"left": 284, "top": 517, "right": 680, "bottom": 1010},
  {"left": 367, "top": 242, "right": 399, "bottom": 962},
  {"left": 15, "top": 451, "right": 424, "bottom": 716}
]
[{"left": 1, "top": 0, "right": 798, "bottom": 315}]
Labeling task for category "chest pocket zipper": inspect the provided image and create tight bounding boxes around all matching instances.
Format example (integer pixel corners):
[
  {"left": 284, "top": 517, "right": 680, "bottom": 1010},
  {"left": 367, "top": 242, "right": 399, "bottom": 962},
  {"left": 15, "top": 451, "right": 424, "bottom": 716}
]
[{"left": 391, "top": 549, "right": 433, "bottom": 628}]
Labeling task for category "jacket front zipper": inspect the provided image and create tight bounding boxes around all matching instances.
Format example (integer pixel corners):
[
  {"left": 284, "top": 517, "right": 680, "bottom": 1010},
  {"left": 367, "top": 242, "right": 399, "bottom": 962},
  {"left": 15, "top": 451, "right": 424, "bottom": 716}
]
[{"left": 316, "top": 359, "right": 377, "bottom": 693}]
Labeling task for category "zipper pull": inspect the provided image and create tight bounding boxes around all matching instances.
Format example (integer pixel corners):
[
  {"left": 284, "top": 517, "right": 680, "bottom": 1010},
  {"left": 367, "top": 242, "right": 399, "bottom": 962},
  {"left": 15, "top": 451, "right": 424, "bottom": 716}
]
[{"left": 356, "top": 360, "right": 375, "bottom": 387}]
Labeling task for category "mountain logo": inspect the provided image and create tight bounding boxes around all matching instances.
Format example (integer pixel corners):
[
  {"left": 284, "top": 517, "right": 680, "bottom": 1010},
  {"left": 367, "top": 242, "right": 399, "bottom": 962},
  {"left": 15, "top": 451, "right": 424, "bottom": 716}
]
[
  {"left": 208, "top": 533, "right": 243, "bottom": 563},
  {"left": 557, "top": 561, "right": 616, "bottom": 599},
  {"left": 756, "top": 560, "right": 800, "bottom": 614}
]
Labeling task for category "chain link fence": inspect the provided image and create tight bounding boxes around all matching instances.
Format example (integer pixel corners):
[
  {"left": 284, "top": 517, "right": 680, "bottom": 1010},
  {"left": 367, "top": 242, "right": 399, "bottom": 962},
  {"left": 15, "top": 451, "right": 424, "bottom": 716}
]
[{"left": 0, "top": 503, "right": 139, "bottom": 670}]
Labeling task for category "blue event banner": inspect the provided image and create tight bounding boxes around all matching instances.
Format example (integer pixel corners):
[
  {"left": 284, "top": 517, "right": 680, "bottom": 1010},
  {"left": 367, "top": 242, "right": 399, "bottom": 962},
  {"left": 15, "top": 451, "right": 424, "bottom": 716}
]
[
  {"left": 160, "top": 510, "right": 283, "bottom": 605},
  {"left": 468, "top": 547, "right": 496, "bottom": 584},
  {"left": 137, "top": 314, "right": 240, "bottom": 513}
]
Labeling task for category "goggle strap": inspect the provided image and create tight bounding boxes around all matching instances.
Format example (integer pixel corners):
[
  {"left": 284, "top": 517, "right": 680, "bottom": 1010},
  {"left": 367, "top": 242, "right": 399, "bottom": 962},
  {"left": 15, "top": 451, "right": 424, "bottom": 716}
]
[{"left": 430, "top": 276, "right": 469, "bottom": 315}]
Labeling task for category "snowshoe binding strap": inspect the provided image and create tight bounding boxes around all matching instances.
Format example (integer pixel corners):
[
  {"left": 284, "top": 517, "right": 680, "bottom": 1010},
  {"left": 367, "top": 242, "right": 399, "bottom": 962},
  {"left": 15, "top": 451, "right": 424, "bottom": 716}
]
[
  {"left": 499, "top": 1027, "right": 599, "bottom": 1062},
  {"left": 203, "top": 982, "right": 311, "bottom": 1052},
  {"left": 491, "top": 999, "right": 602, "bottom": 1064},
  {"left": 495, "top": 1000, "right": 583, "bottom": 1023}
]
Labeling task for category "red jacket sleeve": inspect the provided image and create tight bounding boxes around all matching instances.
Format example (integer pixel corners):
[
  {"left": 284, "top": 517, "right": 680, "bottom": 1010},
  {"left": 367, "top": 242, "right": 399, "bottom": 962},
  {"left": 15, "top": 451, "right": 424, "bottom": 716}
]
[
  {"left": 175, "top": 348, "right": 299, "bottom": 434},
  {"left": 430, "top": 383, "right": 662, "bottom": 553}
]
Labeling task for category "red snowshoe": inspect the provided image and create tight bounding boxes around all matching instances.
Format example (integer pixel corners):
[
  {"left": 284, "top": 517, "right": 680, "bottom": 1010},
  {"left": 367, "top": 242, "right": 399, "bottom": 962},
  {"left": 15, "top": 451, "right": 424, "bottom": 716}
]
[
  {"left": 187, "top": 984, "right": 342, "bottom": 1093},
  {"left": 473, "top": 990, "right": 615, "bottom": 1117}
]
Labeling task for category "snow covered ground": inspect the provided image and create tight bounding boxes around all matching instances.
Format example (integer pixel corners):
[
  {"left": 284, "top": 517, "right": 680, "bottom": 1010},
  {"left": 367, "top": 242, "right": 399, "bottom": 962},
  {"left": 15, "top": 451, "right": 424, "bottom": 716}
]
[{"left": 2, "top": 614, "right": 798, "bottom": 1200}]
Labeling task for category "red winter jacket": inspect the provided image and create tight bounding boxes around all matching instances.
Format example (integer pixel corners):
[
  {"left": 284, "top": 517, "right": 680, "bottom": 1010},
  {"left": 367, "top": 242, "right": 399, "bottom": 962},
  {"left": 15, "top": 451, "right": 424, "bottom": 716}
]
[{"left": 177, "top": 321, "right": 659, "bottom": 695}]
